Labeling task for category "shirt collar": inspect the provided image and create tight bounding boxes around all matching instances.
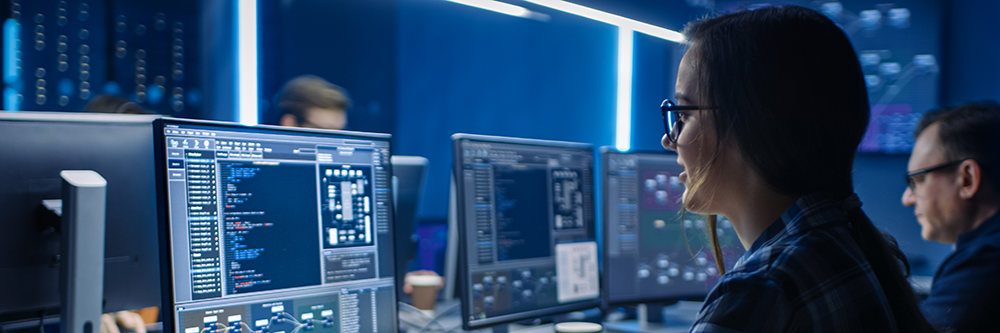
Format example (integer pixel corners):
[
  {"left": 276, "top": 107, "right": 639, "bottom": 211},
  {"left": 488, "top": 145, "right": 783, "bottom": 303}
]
[
  {"left": 955, "top": 210, "right": 1000, "bottom": 251},
  {"left": 739, "top": 192, "right": 847, "bottom": 263},
  {"left": 742, "top": 214, "right": 787, "bottom": 262}
]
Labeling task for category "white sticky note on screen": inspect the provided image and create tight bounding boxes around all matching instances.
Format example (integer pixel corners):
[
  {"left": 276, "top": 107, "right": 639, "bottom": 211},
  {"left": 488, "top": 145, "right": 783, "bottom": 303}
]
[{"left": 555, "top": 241, "right": 599, "bottom": 303}]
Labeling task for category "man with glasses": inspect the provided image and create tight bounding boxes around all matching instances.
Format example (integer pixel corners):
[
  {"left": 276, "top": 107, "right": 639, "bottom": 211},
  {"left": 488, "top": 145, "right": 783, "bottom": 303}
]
[{"left": 902, "top": 101, "right": 1000, "bottom": 332}]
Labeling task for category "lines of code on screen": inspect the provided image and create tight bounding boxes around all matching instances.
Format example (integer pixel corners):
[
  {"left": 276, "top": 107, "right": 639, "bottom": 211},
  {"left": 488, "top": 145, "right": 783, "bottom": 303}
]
[
  {"left": 220, "top": 161, "right": 321, "bottom": 295},
  {"left": 493, "top": 165, "right": 551, "bottom": 261}
]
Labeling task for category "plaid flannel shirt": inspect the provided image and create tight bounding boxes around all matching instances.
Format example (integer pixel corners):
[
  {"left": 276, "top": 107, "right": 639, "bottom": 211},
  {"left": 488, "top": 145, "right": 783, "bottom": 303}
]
[{"left": 690, "top": 193, "right": 898, "bottom": 333}]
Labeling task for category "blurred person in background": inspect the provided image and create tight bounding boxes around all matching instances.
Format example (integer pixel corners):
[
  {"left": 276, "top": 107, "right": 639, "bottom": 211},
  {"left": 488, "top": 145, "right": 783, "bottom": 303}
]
[
  {"left": 275, "top": 75, "right": 351, "bottom": 130},
  {"left": 902, "top": 101, "right": 1000, "bottom": 332}
]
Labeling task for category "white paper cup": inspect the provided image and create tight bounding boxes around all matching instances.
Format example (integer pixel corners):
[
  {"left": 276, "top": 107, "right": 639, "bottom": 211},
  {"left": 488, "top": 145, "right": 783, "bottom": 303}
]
[{"left": 406, "top": 275, "right": 442, "bottom": 311}]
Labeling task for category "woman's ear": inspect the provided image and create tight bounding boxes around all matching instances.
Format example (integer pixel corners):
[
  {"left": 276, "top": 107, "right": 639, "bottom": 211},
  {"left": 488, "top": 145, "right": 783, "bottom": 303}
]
[{"left": 958, "top": 159, "right": 983, "bottom": 200}]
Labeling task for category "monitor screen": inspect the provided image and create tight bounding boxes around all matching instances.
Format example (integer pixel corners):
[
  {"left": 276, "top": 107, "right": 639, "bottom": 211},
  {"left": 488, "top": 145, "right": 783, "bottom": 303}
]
[
  {"left": 452, "top": 134, "right": 600, "bottom": 330},
  {"left": 600, "top": 148, "right": 744, "bottom": 306},
  {"left": 155, "top": 119, "right": 397, "bottom": 333}
]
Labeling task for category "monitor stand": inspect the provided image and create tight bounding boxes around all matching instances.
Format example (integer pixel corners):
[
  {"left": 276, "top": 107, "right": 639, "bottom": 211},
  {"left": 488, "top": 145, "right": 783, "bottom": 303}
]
[
  {"left": 59, "top": 170, "right": 107, "bottom": 333},
  {"left": 637, "top": 303, "right": 669, "bottom": 332}
]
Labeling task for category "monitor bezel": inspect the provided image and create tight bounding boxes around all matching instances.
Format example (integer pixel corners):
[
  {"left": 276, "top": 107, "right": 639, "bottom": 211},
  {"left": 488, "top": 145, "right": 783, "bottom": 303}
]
[
  {"left": 452, "top": 133, "right": 601, "bottom": 330},
  {"left": 154, "top": 118, "right": 398, "bottom": 333},
  {"left": 598, "top": 146, "right": 716, "bottom": 307}
]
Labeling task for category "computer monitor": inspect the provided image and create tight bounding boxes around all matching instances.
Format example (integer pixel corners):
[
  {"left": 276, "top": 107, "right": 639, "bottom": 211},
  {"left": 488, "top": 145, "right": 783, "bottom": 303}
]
[
  {"left": 390, "top": 155, "right": 429, "bottom": 299},
  {"left": 154, "top": 119, "right": 398, "bottom": 333},
  {"left": 600, "top": 148, "right": 744, "bottom": 306},
  {"left": 452, "top": 134, "right": 600, "bottom": 330},
  {"left": 0, "top": 112, "right": 162, "bottom": 323}
]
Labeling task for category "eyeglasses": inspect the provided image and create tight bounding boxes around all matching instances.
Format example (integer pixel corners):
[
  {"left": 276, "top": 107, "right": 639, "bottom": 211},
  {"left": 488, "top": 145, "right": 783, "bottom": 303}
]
[
  {"left": 661, "top": 99, "right": 715, "bottom": 144},
  {"left": 904, "top": 159, "right": 969, "bottom": 192}
]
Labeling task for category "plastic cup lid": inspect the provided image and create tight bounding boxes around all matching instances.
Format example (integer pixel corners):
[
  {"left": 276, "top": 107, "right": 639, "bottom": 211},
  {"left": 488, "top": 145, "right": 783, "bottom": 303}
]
[
  {"left": 406, "top": 275, "right": 442, "bottom": 286},
  {"left": 554, "top": 322, "right": 603, "bottom": 333}
]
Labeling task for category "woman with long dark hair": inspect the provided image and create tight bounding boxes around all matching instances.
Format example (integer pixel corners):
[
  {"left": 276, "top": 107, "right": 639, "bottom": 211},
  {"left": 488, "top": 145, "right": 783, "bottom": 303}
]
[{"left": 663, "top": 6, "right": 937, "bottom": 332}]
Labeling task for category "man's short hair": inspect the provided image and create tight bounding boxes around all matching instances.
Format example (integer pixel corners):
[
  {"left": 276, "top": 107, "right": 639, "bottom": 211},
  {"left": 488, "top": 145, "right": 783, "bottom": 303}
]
[
  {"left": 915, "top": 100, "right": 1000, "bottom": 192},
  {"left": 277, "top": 75, "right": 351, "bottom": 120}
]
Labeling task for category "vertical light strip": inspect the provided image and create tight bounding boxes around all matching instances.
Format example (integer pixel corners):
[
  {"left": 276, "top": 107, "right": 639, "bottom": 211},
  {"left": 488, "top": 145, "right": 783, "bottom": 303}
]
[
  {"left": 237, "top": 0, "right": 259, "bottom": 125},
  {"left": 4, "top": 19, "right": 20, "bottom": 111},
  {"left": 615, "top": 27, "right": 633, "bottom": 152},
  {"left": 3, "top": 87, "right": 15, "bottom": 111},
  {"left": 3, "top": 19, "right": 18, "bottom": 84}
]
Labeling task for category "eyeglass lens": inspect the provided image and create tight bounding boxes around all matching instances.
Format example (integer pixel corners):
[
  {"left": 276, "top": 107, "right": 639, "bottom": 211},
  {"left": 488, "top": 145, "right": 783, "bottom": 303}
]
[
  {"left": 668, "top": 111, "right": 680, "bottom": 142},
  {"left": 662, "top": 99, "right": 679, "bottom": 143}
]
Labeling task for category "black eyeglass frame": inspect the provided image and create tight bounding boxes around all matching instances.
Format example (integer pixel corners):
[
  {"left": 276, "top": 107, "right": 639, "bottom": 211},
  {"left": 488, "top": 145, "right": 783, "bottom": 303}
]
[
  {"left": 661, "top": 99, "right": 716, "bottom": 144},
  {"left": 904, "top": 159, "right": 970, "bottom": 192}
]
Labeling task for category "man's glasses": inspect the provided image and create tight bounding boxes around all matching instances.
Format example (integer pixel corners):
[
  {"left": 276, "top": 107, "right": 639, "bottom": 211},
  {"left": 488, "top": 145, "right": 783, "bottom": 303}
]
[
  {"left": 661, "top": 99, "right": 714, "bottom": 144},
  {"left": 904, "top": 159, "right": 969, "bottom": 192}
]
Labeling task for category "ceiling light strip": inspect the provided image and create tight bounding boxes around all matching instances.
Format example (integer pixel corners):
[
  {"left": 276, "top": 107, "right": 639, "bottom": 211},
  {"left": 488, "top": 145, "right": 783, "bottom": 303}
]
[{"left": 523, "top": 0, "right": 685, "bottom": 42}]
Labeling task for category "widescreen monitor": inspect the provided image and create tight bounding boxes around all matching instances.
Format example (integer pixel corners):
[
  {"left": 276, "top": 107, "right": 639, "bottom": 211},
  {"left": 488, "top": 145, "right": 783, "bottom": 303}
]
[
  {"left": 154, "top": 119, "right": 397, "bottom": 333},
  {"left": 452, "top": 134, "right": 600, "bottom": 330},
  {"left": 0, "top": 112, "right": 161, "bottom": 322},
  {"left": 600, "top": 148, "right": 744, "bottom": 306}
]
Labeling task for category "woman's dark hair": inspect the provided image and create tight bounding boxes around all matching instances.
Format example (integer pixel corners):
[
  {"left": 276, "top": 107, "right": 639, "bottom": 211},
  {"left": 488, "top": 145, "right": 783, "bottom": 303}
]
[{"left": 682, "top": 5, "right": 935, "bottom": 332}]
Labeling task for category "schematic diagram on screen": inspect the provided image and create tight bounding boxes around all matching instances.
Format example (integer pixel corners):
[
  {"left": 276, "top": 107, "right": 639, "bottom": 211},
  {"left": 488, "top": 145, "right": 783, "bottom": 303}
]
[
  {"left": 552, "top": 169, "right": 584, "bottom": 229},
  {"left": 320, "top": 165, "right": 373, "bottom": 248}
]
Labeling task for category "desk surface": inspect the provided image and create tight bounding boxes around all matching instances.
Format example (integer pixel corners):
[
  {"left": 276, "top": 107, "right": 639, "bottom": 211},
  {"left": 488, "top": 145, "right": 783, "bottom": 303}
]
[{"left": 399, "top": 300, "right": 701, "bottom": 333}]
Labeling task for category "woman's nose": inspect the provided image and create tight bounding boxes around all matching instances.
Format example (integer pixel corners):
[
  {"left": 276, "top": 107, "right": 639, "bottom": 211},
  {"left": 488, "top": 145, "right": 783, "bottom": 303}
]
[{"left": 662, "top": 134, "right": 677, "bottom": 151}]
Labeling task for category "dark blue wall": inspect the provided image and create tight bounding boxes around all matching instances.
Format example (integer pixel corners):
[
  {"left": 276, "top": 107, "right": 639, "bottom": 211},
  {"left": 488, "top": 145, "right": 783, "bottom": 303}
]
[
  {"left": 941, "top": 0, "right": 1000, "bottom": 106},
  {"left": 395, "top": 0, "right": 699, "bottom": 220},
  {"left": 396, "top": 0, "right": 617, "bottom": 218},
  {"left": 631, "top": 34, "right": 683, "bottom": 152}
]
